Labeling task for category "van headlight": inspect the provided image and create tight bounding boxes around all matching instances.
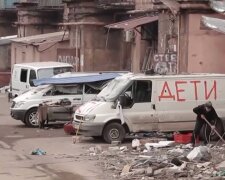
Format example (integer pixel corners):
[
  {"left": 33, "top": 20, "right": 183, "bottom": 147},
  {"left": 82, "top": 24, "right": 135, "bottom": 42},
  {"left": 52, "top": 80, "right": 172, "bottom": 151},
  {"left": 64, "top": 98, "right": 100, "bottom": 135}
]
[
  {"left": 14, "top": 101, "right": 25, "bottom": 108},
  {"left": 84, "top": 114, "right": 96, "bottom": 121}
]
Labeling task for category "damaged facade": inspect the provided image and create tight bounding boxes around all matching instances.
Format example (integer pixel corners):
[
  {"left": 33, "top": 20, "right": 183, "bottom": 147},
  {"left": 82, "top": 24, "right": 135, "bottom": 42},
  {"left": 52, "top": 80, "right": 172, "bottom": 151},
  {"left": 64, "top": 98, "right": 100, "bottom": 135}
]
[
  {"left": 62, "top": 0, "right": 135, "bottom": 72},
  {"left": 61, "top": 0, "right": 225, "bottom": 74},
  {"left": 130, "top": 0, "right": 225, "bottom": 74}
]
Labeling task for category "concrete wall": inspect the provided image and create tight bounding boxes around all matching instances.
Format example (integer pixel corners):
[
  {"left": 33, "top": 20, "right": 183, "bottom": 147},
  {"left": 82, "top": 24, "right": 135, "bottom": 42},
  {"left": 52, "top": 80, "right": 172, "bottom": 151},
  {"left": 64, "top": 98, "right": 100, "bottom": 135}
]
[
  {"left": 67, "top": 0, "right": 126, "bottom": 72},
  {"left": 0, "top": 12, "right": 17, "bottom": 37},
  {"left": 17, "top": 7, "right": 62, "bottom": 37},
  {"left": 11, "top": 40, "right": 69, "bottom": 65},
  {"left": 187, "top": 14, "right": 225, "bottom": 73},
  {"left": 178, "top": 13, "right": 189, "bottom": 73},
  {"left": 82, "top": 25, "right": 123, "bottom": 71},
  {"left": 0, "top": 44, "right": 10, "bottom": 70}
]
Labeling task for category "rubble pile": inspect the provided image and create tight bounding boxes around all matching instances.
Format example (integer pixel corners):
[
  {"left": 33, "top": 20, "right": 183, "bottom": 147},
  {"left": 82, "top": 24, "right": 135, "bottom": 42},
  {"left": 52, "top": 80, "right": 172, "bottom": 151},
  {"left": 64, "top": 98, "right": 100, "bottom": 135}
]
[{"left": 86, "top": 138, "right": 225, "bottom": 179}]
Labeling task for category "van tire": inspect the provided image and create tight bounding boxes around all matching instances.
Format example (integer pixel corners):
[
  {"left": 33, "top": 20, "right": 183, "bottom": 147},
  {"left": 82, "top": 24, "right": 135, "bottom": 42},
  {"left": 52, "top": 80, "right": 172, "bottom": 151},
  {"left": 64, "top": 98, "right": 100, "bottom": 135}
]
[
  {"left": 103, "top": 122, "right": 125, "bottom": 144},
  {"left": 200, "top": 118, "right": 224, "bottom": 141},
  {"left": 25, "top": 108, "right": 39, "bottom": 128}
]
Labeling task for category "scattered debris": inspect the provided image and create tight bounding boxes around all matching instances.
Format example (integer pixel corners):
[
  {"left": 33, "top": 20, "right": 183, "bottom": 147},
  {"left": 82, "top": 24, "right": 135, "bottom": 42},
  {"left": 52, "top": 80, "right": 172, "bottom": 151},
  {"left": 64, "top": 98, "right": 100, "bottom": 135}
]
[
  {"left": 132, "top": 139, "right": 140, "bottom": 149},
  {"left": 187, "top": 146, "right": 211, "bottom": 162},
  {"left": 145, "top": 141, "right": 175, "bottom": 149},
  {"left": 216, "top": 160, "right": 225, "bottom": 171},
  {"left": 31, "top": 148, "right": 46, "bottom": 155},
  {"left": 84, "top": 135, "right": 225, "bottom": 179},
  {"left": 111, "top": 141, "right": 121, "bottom": 146}
]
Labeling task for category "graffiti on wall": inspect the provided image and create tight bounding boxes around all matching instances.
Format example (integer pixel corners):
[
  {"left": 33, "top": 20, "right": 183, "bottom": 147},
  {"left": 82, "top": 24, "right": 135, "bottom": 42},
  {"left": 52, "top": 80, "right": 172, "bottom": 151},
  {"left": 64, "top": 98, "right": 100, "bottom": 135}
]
[
  {"left": 152, "top": 53, "right": 177, "bottom": 74},
  {"left": 57, "top": 48, "right": 80, "bottom": 71}
]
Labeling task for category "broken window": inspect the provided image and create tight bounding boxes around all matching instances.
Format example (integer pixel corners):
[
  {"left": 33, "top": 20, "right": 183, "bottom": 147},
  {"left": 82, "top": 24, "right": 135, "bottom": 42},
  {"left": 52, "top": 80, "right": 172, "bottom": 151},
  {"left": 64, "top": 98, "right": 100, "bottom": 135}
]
[
  {"left": 124, "top": 80, "right": 152, "bottom": 103},
  {"left": 52, "top": 85, "right": 83, "bottom": 96}
]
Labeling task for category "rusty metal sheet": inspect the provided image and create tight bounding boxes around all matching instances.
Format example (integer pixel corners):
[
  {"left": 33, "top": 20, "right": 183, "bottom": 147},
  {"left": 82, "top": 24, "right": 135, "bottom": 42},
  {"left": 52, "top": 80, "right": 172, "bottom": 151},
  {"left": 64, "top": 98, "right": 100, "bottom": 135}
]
[
  {"left": 105, "top": 16, "right": 158, "bottom": 30},
  {"left": 210, "top": 0, "right": 225, "bottom": 13},
  {"left": 202, "top": 16, "right": 225, "bottom": 34}
]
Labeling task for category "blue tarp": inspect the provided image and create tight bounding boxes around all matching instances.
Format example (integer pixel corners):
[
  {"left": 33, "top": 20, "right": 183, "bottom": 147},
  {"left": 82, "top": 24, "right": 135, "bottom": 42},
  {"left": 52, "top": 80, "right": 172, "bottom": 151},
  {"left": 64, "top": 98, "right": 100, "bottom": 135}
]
[{"left": 33, "top": 73, "right": 120, "bottom": 86}]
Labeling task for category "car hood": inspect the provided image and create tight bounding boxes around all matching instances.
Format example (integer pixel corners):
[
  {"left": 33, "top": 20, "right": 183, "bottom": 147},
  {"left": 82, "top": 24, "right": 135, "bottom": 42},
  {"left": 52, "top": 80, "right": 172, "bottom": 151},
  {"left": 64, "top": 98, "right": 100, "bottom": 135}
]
[
  {"left": 13, "top": 88, "right": 45, "bottom": 102},
  {"left": 75, "top": 101, "right": 106, "bottom": 115}
]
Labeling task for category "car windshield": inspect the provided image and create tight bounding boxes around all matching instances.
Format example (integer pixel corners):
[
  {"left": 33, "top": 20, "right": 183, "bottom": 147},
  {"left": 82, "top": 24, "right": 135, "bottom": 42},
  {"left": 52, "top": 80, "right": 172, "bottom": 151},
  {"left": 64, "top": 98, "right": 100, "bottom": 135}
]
[
  {"left": 37, "top": 67, "right": 73, "bottom": 79},
  {"left": 97, "top": 77, "right": 131, "bottom": 101}
]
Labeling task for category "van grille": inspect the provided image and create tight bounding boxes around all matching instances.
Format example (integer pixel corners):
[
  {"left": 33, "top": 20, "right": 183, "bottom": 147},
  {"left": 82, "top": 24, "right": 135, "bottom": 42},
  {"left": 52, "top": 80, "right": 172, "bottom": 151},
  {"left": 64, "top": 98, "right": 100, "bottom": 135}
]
[{"left": 11, "top": 101, "right": 15, "bottom": 108}]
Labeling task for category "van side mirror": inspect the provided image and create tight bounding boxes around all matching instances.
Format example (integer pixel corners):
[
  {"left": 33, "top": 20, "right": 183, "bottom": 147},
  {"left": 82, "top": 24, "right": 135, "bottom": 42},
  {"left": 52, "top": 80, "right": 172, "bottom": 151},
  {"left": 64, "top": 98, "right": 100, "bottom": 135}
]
[{"left": 119, "top": 94, "right": 131, "bottom": 108}]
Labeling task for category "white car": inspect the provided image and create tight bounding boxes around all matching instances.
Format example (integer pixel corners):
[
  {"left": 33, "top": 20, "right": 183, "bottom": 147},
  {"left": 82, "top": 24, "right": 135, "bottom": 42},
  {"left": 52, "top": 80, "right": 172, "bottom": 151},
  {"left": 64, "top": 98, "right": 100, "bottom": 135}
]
[{"left": 10, "top": 73, "right": 121, "bottom": 127}]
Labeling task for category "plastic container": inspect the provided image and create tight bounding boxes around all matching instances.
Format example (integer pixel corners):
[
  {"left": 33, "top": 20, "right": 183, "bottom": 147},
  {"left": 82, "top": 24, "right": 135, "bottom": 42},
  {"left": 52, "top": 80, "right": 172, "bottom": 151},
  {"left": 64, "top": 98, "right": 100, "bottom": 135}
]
[
  {"left": 174, "top": 133, "right": 199, "bottom": 144},
  {"left": 64, "top": 122, "right": 76, "bottom": 135}
]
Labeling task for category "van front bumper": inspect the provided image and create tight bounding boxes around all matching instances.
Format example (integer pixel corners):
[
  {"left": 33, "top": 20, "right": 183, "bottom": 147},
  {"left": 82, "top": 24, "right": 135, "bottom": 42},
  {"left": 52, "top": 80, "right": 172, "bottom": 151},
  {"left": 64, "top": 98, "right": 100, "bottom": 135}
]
[
  {"left": 73, "top": 121, "right": 105, "bottom": 137},
  {"left": 11, "top": 109, "right": 26, "bottom": 121}
]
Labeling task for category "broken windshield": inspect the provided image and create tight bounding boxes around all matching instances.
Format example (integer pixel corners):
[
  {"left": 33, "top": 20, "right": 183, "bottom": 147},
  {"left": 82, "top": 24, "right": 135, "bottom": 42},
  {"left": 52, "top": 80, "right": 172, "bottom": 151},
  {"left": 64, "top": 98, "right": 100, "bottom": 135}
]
[{"left": 97, "top": 78, "right": 131, "bottom": 101}]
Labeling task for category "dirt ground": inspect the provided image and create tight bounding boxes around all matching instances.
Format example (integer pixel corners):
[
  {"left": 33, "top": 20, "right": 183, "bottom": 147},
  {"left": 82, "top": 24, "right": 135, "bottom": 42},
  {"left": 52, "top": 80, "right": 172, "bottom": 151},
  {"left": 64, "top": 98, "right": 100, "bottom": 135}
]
[
  {"left": 2, "top": 92, "right": 225, "bottom": 180},
  {"left": 0, "top": 93, "right": 113, "bottom": 180}
]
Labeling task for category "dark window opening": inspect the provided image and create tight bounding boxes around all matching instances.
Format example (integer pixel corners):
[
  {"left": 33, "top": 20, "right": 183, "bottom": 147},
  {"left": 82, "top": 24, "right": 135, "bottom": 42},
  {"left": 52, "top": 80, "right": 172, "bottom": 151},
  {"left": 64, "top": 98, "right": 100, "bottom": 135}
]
[
  {"left": 29, "top": 70, "right": 37, "bottom": 86},
  {"left": 20, "top": 69, "right": 28, "bottom": 83},
  {"left": 85, "top": 85, "right": 101, "bottom": 94},
  {"left": 133, "top": 81, "right": 152, "bottom": 103}
]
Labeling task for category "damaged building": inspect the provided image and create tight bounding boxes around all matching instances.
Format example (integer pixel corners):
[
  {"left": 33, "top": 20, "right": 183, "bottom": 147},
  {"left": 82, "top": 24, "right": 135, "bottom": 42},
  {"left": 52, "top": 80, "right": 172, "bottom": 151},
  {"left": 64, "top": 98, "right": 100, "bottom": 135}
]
[
  {"left": 1, "top": 0, "right": 225, "bottom": 87},
  {"left": 62, "top": 0, "right": 225, "bottom": 74}
]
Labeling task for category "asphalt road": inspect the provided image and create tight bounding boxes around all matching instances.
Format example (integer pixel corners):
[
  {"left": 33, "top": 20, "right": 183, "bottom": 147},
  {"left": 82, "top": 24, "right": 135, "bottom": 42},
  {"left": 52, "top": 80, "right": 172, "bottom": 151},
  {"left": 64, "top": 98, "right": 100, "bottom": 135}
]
[{"left": 0, "top": 93, "right": 106, "bottom": 180}]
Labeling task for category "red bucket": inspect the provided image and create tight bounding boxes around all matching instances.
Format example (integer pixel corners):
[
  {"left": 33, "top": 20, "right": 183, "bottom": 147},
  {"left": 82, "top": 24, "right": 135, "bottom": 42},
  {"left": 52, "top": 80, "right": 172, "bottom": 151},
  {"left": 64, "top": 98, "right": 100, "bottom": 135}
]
[
  {"left": 174, "top": 133, "right": 199, "bottom": 144},
  {"left": 64, "top": 122, "right": 76, "bottom": 135}
]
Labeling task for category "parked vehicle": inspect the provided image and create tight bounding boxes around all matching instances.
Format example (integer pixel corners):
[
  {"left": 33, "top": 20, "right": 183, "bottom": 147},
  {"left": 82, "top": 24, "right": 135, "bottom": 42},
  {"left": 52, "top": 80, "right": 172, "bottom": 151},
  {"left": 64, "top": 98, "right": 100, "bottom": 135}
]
[
  {"left": 10, "top": 73, "right": 120, "bottom": 127},
  {"left": 73, "top": 73, "right": 225, "bottom": 143},
  {"left": 10, "top": 61, "right": 73, "bottom": 98}
]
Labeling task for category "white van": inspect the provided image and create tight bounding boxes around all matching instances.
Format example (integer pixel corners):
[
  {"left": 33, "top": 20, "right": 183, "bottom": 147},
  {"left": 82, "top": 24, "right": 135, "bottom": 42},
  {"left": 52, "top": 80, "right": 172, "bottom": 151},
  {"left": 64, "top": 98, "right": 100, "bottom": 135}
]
[
  {"left": 10, "top": 73, "right": 120, "bottom": 127},
  {"left": 10, "top": 62, "right": 73, "bottom": 98},
  {"left": 73, "top": 73, "right": 225, "bottom": 143}
]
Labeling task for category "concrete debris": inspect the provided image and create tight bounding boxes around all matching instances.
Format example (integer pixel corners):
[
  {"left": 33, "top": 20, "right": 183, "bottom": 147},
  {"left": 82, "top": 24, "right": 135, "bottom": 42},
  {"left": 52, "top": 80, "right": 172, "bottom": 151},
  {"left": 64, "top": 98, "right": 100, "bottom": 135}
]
[
  {"left": 108, "top": 146, "right": 120, "bottom": 151},
  {"left": 145, "top": 167, "right": 153, "bottom": 176},
  {"left": 216, "top": 160, "right": 225, "bottom": 171},
  {"left": 121, "top": 164, "right": 131, "bottom": 176},
  {"left": 167, "top": 148, "right": 184, "bottom": 156},
  {"left": 182, "top": 143, "right": 193, "bottom": 149},
  {"left": 88, "top": 145, "right": 102, "bottom": 155},
  {"left": 197, "top": 162, "right": 211, "bottom": 168},
  {"left": 145, "top": 141, "right": 175, "bottom": 150},
  {"left": 120, "top": 146, "right": 128, "bottom": 152},
  {"left": 187, "top": 146, "right": 211, "bottom": 162},
  {"left": 85, "top": 136, "right": 225, "bottom": 179},
  {"left": 132, "top": 139, "right": 140, "bottom": 149},
  {"left": 111, "top": 141, "right": 121, "bottom": 146}
]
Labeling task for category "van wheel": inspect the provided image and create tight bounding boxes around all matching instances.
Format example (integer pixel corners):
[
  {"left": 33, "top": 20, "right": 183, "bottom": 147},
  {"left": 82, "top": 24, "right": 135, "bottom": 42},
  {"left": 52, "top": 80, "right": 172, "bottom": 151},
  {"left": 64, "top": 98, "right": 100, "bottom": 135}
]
[
  {"left": 103, "top": 122, "right": 125, "bottom": 144},
  {"left": 200, "top": 118, "right": 224, "bottom": 141},
  {"left": 25, "top": 108, "right": 39, "bottom": 128}
]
